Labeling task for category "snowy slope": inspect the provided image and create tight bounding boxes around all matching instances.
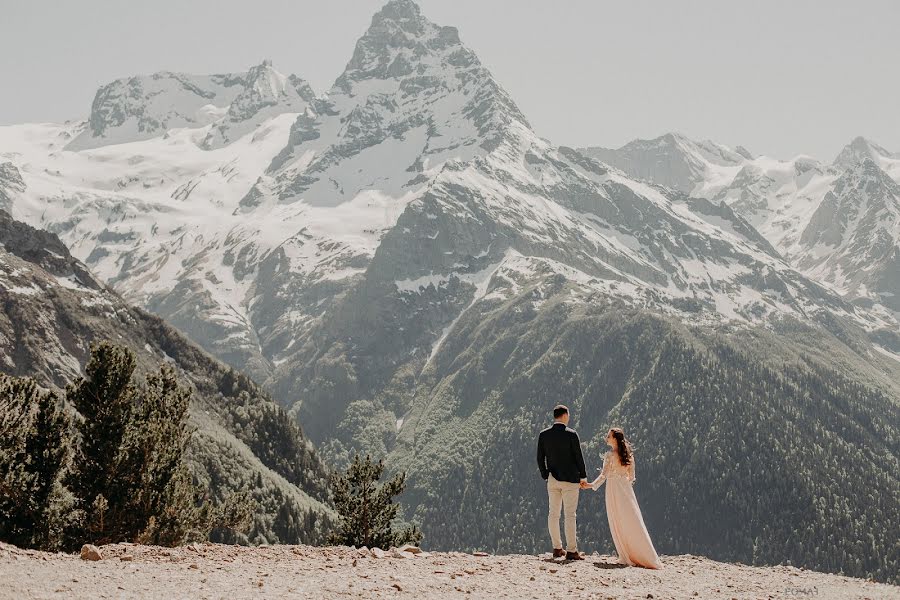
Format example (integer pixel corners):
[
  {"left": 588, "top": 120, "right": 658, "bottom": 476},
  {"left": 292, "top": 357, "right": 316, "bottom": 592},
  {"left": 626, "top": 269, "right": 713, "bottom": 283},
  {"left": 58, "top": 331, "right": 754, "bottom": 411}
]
[
  {"left": 579, "top": 133, "right": 751, "bottom": 197},
  {"left": 66, "top": 61, "right": 315, "bottom": 152},
  {"left": 586, "top": 131, "right": 900, "bottom": 319},
  {"left": 711, "top": 155, "right": 836, "bottom": 251},
  {"left": 795, "top": 158, "right": 900, "bottom": 310},
  {"left": 833, "top": 136, "right": 900, "bottom": 179},
  {"left": 1, "top": 0, "right": 896, "bottom": 391},
  {"left": 2, "top": 110, "right": 305, "bottom": 378}
]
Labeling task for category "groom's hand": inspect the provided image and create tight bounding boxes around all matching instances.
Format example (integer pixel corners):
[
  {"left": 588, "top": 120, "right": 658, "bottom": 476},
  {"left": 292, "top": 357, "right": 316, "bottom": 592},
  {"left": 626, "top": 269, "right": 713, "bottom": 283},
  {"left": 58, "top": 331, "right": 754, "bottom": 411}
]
[{"left": 579, "top": 479, "right": 589, "bottom": 489}]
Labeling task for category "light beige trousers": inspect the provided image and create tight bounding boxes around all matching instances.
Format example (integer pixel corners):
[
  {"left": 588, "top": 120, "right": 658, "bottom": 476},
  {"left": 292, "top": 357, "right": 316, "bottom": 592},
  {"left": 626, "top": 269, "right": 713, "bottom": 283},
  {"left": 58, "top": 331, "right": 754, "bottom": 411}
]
[{"left": 547, "top": 474, "right": 580, "bottom": 552}]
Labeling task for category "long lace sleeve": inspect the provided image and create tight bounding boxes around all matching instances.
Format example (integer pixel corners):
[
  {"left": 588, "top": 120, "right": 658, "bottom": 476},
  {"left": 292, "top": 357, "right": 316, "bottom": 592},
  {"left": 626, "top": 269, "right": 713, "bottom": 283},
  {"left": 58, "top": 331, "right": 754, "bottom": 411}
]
[
  {"left": 627, "top": 459, "right": 636, "bottom": 484},
  {"left": 590, "top": 453, "right": 610, "bottom": 490}
]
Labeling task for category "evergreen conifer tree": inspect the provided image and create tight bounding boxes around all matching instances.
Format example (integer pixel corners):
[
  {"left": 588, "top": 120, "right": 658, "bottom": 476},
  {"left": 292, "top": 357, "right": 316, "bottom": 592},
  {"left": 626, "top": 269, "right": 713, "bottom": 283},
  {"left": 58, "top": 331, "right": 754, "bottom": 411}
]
[
  {"left": 328, "top": 454, "right": 421, "bottom": 549},
  {"left": 0, "top": 374, "right": 71, "bottom": 549}
]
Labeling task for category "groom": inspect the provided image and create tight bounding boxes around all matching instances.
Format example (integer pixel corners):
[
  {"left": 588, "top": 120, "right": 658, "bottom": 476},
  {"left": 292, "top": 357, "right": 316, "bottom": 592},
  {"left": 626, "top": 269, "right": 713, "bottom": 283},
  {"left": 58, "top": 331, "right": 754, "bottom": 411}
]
[{"left": 536, "top": 405, "right": 588, "bottom": 560}]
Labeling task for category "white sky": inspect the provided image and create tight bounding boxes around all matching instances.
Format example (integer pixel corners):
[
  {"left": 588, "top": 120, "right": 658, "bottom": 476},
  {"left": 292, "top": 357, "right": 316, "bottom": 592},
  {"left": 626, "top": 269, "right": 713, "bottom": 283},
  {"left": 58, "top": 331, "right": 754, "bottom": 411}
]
[{"left": 2, "top": 0, "right": 898, "bottom": 160}]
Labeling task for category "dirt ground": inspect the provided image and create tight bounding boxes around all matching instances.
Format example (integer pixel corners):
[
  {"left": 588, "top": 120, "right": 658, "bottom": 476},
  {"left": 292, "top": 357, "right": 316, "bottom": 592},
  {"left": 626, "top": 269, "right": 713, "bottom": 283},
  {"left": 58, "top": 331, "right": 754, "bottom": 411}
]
[{"left": 1, "top": 542, "right": 896, "bottom": 599}]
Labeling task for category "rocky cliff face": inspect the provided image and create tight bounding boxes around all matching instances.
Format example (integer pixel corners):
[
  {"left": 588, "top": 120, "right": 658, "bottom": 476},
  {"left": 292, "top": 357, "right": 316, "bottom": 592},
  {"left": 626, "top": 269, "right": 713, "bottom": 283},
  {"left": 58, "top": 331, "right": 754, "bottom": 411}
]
[{"left": 0, "top": 163, "right": 24, "bottom": 213}]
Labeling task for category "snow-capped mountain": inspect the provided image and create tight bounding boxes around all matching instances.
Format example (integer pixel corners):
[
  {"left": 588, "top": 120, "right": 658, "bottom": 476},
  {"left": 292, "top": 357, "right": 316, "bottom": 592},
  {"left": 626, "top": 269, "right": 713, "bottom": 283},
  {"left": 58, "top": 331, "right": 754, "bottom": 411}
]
[
  {"left": 1, "top": 0, "right": 898, "bottom": 580},
  {"left": 833, "top": 136, "right": 900, "bottom": 177},
  {"left": 579, "top": 133, "right": 752, "bottom": 197},
  {"left": 711, "top": 155, "right": 835, "bottom": 250},
  {"left": 66, "top": 60, "right": 314, "bottom": 151},
  {"left": 1, "top": 0, "right": 894, "bottom": 385},
  {"left": 797, "top": 158, "right": 900, "bottom": 310},
  {"left": 585, "top": 131, "right": 900, "bottom": 317},
  {"left": 203, "top": 60, "right": 316, "bottom": 150}
]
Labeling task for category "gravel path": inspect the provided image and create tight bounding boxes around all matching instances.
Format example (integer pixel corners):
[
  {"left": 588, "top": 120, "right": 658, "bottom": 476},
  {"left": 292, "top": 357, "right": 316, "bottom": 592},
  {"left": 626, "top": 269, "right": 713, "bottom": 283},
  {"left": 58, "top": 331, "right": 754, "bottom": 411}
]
[{"left": 1, "top": 542, "right": 896, "bottom": 599}]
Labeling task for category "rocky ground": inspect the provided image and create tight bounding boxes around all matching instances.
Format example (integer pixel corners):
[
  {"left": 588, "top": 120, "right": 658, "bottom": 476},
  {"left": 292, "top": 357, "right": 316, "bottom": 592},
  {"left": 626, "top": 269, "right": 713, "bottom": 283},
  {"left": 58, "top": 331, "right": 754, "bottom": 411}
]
[{"left": 0, "top": 542, "right": 896, "bottom": 600}]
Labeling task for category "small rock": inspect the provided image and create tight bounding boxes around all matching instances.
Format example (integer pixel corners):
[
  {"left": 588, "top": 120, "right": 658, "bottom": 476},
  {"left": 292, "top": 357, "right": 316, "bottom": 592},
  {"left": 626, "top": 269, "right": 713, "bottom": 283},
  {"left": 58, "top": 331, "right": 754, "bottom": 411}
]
[
  {"left": 372, "top": 548, "right": 389, "bottom": 559},
  {"left": 392, "top": 583, "right": 402, "bottom": 591},
  {"left": 398, "top": 544, "right": 422, "bottom": 554},
  {"left": 529, "top": 576, "right": 535, "bottom": 581},
  {"left": 472, "top": 551, "right": 489, "bottom": 557},
  {"left": 120, "top": 555, "right": 133, "bottom": 562},
  {"left": 549, "top": 568, "right": 558, "bottom": 574},
  {"left": 80, "top": 545, "right": 102, "bottom": 561},
  {"left": 189, "top": 563, "right": 199, "bottom": 570}
]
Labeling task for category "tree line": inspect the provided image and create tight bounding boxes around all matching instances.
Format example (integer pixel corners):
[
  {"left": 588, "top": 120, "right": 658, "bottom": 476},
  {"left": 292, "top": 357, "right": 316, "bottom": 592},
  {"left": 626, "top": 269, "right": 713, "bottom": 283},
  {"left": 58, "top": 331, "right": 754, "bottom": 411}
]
[
  {"left": 0, "top": 341, "right": 420, "bottom": 552},
  {"left": 1, "top": 342, "right": 252, "bottom": 550}
]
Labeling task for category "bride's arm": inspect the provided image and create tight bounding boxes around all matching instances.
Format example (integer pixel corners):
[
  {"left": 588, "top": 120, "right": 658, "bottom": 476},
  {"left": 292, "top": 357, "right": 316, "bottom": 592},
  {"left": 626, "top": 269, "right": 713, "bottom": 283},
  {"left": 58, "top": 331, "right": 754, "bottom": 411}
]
[
  {"left": 627, "top": 459, "right": 636, "bottom": 484},
  {"left": 589, "top": 454, "right": 609, "bottom": 490}
]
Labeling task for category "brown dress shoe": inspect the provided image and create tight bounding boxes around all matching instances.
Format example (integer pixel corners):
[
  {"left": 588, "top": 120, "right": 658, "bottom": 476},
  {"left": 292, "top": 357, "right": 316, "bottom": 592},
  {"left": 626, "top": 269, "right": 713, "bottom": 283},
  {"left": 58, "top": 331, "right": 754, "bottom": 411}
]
[
  {"left": 565, "top": 551, "right": 585, "bottom": 561},
  {"left": 552, "top": 548, "right": 565, "bottom": 558}
]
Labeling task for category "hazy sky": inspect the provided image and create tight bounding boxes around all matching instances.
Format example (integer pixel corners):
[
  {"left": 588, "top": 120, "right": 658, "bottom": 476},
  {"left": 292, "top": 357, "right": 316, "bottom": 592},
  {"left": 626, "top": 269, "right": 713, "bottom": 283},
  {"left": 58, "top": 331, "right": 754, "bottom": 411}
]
[{"left": 2, "top": 0, "right": 898, "bottom": 160}]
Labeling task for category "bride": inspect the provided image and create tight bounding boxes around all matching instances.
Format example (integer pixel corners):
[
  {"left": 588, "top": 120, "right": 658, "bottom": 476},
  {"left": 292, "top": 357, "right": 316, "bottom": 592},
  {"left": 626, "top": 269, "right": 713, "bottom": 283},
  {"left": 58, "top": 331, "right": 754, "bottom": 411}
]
[{"left": 589, "top": 427, "right": 662, "bottom": 569}]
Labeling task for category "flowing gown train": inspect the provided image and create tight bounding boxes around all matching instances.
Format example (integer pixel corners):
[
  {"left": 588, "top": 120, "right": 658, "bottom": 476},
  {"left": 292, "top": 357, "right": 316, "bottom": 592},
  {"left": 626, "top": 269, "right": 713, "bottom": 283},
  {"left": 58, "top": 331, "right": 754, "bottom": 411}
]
[{"left": 591, "top": 450, "right": 662, "bottom": 569}]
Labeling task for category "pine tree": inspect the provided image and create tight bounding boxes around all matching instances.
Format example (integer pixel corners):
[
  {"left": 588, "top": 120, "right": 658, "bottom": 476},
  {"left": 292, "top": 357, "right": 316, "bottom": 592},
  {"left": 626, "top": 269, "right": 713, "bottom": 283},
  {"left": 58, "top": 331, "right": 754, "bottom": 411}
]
[
  {"left": 62, "top": 343, "right": 253, "bottom": 546},
  {"left": 0, "top": 374, "right": 71, "bottom": 549},
  {"left": 328, "top": 454, "right": 422, "bottom": 549},
  {"left": 115, "top": 364, "right": 193, "bottom": 541},
  {"left": 65, "top": 342, "right": 138, "bottom": 543}
]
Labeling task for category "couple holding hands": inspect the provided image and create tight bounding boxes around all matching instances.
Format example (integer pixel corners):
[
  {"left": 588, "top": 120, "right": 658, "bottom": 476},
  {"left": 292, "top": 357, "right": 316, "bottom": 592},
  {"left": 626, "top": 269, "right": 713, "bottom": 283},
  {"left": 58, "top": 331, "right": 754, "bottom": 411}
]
[{"left": 536, "top": 405, "right": 662, "bottom": 569}]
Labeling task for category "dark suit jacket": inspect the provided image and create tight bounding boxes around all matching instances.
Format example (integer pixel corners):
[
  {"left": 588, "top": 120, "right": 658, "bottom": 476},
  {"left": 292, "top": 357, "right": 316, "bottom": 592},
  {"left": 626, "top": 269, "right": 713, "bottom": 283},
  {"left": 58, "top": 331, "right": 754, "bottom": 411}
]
[{"left": 537, "top": 422, "right": 587, "bottom": 483}]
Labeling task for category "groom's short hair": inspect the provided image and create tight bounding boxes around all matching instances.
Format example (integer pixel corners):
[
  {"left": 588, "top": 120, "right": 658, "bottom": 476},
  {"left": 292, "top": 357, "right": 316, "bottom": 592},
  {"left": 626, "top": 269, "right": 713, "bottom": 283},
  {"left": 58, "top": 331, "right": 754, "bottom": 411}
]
[{"left": 553, "top": 405, "right": 569, "bottom": 418}]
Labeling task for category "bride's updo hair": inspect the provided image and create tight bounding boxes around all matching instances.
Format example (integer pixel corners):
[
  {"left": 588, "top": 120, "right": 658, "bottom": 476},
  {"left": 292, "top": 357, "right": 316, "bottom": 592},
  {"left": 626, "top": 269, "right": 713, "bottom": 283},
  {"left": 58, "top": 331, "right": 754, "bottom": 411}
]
[{"left": 609, "top": 427, "right": 633, "bottom": 466}]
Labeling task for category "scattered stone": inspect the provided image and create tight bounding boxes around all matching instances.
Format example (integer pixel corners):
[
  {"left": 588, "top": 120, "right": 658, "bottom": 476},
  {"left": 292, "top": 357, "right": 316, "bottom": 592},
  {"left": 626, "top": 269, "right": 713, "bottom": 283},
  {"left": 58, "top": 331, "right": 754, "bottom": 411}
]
[
  {"left": 472, "top": 551, "right": 489, "bottom": 557},
  {"left": 398, "top": 544, "right": 422, "bottom": 554},
  {"left": 0, "top": 543, "right": 892, "bottom": 598},
  {"left": 80, "top": 545, "right": 102, "bottom": 561}
]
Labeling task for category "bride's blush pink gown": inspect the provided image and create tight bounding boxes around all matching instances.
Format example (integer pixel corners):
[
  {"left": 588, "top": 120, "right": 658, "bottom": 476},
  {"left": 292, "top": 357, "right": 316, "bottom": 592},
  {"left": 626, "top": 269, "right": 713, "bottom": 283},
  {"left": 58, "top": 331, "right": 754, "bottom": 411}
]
[{"left": 591, "top": 450, "right": 662, "bottom": 569}]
